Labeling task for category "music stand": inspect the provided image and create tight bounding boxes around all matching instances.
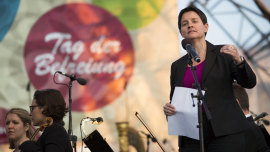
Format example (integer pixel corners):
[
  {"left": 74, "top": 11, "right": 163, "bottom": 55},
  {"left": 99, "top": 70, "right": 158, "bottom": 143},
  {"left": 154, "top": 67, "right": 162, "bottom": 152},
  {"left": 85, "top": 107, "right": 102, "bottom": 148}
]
[{"left": 83, "top": 130, "right": 114, "bottom": 152}]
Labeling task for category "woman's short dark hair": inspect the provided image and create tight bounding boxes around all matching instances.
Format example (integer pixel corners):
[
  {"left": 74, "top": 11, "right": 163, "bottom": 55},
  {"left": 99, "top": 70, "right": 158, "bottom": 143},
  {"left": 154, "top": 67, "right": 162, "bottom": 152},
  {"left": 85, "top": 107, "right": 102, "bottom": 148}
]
[
  {"left": 34, "top": 89, "right": 68, "bottom": 121},
  {"left": 178, "top": 6, "right": 208, "bottom": 35}
]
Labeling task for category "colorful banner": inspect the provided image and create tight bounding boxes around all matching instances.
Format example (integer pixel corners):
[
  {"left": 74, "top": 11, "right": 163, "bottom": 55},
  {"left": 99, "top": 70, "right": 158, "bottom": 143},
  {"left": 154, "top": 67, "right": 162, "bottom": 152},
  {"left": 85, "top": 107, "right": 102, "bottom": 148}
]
[{"left": 0, "top": 0, "right": 179, "bottom": 151}]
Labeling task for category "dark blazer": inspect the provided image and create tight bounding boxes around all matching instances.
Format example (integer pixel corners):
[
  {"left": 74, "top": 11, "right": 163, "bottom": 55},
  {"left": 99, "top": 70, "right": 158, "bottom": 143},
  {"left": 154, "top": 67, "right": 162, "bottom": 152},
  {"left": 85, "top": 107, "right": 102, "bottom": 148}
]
[
  {"left": 244, "top": 116, "right": 270, "bottom": 152},
  {"left": 170, "top": 41, "right": 256, "bottom": 145},
  {"left": 20, "top": 121, "right": 73, "bottom": 152}
]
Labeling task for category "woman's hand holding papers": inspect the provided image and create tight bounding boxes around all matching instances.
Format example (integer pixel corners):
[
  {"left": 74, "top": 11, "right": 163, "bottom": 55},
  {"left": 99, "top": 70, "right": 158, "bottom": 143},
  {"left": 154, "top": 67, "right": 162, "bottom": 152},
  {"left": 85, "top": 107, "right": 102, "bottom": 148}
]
[{"left": 163, "top": 103, "right": 176, "bottom": 116}]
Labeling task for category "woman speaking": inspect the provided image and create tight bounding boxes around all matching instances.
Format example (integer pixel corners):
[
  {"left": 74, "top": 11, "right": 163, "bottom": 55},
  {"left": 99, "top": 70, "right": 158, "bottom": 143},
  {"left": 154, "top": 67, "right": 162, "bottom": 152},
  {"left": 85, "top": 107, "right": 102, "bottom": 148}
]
[{"left": 163, "top": 6, "right": 256, "bottom": 152}]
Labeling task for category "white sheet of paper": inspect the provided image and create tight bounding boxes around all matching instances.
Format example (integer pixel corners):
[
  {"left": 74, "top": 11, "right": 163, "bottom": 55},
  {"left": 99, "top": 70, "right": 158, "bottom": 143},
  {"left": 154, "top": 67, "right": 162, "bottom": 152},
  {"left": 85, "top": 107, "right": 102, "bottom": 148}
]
[{"left": 168, "top": 87, "right": 205, "bottom": 140}]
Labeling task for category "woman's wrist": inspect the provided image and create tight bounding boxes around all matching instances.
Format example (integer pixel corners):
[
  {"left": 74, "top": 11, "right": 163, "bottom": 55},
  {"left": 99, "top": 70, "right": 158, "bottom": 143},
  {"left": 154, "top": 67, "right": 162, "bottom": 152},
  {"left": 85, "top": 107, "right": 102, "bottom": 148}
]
[{"left": 234, "top": 56, "right": 245, "bottom": 67}]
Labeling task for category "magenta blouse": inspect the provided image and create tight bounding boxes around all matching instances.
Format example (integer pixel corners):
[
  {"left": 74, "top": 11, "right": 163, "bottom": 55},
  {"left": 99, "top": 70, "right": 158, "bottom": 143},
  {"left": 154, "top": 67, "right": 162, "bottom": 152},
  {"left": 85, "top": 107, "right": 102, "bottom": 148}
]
[{"left": 183, "top": 60, "right": 205, "bottom": 111}]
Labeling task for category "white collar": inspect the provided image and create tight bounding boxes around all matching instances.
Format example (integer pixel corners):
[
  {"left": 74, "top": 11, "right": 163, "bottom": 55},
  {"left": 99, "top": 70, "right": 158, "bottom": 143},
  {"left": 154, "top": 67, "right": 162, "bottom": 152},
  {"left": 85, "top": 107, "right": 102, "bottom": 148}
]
[{"left": 245, "top": 113, "right": 251, "bottom": 118}]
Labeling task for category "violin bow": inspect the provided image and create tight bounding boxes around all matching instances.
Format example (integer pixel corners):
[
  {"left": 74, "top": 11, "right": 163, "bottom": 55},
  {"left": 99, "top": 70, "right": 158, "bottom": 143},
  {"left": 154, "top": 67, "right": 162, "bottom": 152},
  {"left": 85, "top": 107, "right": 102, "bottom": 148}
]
[{"left": 135, "top": 112, "right": 167, "bottom": 152}]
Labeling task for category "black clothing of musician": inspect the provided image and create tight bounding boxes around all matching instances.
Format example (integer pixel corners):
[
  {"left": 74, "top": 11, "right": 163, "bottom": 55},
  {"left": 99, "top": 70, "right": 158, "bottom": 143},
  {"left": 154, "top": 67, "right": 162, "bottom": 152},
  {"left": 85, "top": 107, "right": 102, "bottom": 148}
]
[
  {"left": 19, "top": 89, "right": 72, "bottom": 152},
  {"left": 20, "top": 121, "right": 72, "bottom": 152},
  {"left": 244, "top": 116, "right": 270, "bottom": 152}
]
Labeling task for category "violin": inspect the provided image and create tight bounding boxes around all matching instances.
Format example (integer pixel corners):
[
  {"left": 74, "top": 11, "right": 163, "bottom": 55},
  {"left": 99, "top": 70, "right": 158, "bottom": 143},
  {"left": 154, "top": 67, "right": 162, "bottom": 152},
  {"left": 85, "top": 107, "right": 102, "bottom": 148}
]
[{"left": 30, "top": 117, "right": 53, "bottom": 141}]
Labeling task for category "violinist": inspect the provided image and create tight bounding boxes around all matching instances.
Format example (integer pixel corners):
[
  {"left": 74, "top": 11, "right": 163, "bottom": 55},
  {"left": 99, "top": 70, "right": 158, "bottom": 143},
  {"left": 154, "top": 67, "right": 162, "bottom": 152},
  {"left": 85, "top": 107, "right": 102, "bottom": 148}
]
[
  {"left": 19, "top": 89, "right": 72, "bottom": 152},
  {"left": 5, "top": 108, "right": 35, "bottom": 152}
]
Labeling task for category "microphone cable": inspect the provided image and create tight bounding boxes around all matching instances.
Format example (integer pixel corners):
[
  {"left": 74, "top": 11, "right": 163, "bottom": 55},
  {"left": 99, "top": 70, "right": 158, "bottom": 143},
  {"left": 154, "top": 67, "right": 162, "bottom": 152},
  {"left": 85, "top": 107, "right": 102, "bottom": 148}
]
[{"left": 53, "top": 71, "right": 69, "bottom": 88}]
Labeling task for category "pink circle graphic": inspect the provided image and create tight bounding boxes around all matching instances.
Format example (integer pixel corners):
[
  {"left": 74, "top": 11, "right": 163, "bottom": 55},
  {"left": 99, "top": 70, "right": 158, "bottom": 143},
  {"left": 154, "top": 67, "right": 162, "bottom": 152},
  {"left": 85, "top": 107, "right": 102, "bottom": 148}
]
[{"left": 24, "top": 3, "right": 134, "bottom": 111}]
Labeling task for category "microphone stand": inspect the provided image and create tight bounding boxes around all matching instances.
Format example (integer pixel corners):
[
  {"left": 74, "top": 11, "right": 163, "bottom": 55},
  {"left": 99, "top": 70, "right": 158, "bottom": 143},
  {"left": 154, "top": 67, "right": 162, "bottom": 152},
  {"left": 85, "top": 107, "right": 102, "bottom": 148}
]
[
  {"left": 67, "top": 75, "right": 77, "bottom": 152},
  {"left": 54, "top": 71, "right": 87, "bottom": 151},
  {"left": 141, "top": 131, "right": 156, "bottom": 152},
  {"left": 187, "top": 56, "right": 212, "bottom": 152}
]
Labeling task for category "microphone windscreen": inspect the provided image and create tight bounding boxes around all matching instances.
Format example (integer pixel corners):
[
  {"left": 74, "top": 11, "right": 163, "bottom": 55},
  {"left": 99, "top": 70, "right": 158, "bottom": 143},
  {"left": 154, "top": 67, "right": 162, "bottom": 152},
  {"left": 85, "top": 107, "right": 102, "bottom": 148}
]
[
  {"left": 262, "top": 119, "right": 270, "bottom": 126},
  {"left": 77, "top": 78, "right": 87, "bottom": 85},
  {"left": 181, "top": 39, "right": 192, "bottom": 50},
  {"left": 254, "top": 112, "right": 268, "bottom": 121},
  {"left": 96, "top": 117, "right": 103, "bottom": 122}
]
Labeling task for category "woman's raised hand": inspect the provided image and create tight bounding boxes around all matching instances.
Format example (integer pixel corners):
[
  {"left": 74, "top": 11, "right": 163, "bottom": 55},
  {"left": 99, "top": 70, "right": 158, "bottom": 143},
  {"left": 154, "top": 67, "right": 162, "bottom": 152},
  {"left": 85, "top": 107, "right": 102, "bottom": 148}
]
[{"left": 220, "top": 45, "right": 242, "bottom": 64}]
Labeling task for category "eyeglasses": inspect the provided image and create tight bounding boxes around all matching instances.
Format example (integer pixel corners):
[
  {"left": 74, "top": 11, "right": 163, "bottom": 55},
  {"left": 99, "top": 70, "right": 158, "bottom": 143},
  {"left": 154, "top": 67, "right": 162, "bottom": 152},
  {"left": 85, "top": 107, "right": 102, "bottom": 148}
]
[{"left": 29, "top": 105, "right": 42, "bottom": 112}]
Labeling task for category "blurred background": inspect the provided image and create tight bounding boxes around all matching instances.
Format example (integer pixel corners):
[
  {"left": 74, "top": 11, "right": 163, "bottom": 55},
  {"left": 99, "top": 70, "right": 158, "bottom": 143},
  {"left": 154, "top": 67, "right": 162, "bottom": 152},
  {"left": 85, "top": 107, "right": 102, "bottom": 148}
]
[{"left": 0, "top": 0, "right": 269, "bottom": 151}]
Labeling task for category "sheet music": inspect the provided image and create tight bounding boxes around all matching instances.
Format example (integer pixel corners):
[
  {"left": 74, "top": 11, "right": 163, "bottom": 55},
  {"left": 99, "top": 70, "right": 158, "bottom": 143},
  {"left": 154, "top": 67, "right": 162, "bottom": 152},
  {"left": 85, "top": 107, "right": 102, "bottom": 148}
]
[{"left": 168, "top": 87, "right": 205, "bottom": 140}]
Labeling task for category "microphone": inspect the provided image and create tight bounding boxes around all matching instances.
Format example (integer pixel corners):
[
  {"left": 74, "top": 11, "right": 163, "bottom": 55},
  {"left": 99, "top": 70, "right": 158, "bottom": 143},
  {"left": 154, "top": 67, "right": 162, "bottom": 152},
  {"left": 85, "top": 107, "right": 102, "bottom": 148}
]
[
  {"left": 81, "top": 117, "right": 104, "bottom": 137},
  {"left": 254, "top": 112, "right": 268, "bottom": 121},
  {"left": 262, "top": 119, "right": 270, "bottom": 126},
  {"left": 92, "top": 117, "right": 104, "bottom": 125},
  {"left": 181, "top": 39, "right": 200, "bottom": 63},
  {"left": 84, "top": 117, "right": 103, "bottom": 125},
  {"left": 57, "top": 71, "right": 87, "bottom": 85}
]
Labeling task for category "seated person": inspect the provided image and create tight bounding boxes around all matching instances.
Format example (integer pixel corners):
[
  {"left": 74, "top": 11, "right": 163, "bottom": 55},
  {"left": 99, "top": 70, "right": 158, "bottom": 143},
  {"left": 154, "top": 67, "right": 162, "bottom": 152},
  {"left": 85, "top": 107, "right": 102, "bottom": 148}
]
[
  {"left": 19, "top": 89, "right": 73, "bottom": 152},
  {"left": 5, "top": 108, "right": 34, "bottom": 152},
  {"left": 233, "top": 84, "right": 270, "bottom": 152}
]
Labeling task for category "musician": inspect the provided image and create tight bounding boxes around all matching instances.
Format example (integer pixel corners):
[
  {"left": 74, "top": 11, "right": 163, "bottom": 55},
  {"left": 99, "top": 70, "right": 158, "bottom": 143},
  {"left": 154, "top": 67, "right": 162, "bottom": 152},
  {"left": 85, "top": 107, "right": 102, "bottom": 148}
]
[
  {"left": 163, "top": 6, "right": 256, "bottom": 151},
  {"left": 233, "top": 84, "right": 270, "bottom": 152},
  {"left": 19, "top": 89, "right": 72, "bottom": 152},
  {"left": 5, "top": 108, "right": 34, "bottom": 152}
]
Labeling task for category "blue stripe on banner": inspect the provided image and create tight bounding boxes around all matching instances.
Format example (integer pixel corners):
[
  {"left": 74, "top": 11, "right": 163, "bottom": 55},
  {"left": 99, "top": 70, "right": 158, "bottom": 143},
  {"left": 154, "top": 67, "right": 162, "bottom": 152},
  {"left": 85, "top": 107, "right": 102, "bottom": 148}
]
[{"left": 0, "top": 0, "right": 20, "bottom": 43}]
